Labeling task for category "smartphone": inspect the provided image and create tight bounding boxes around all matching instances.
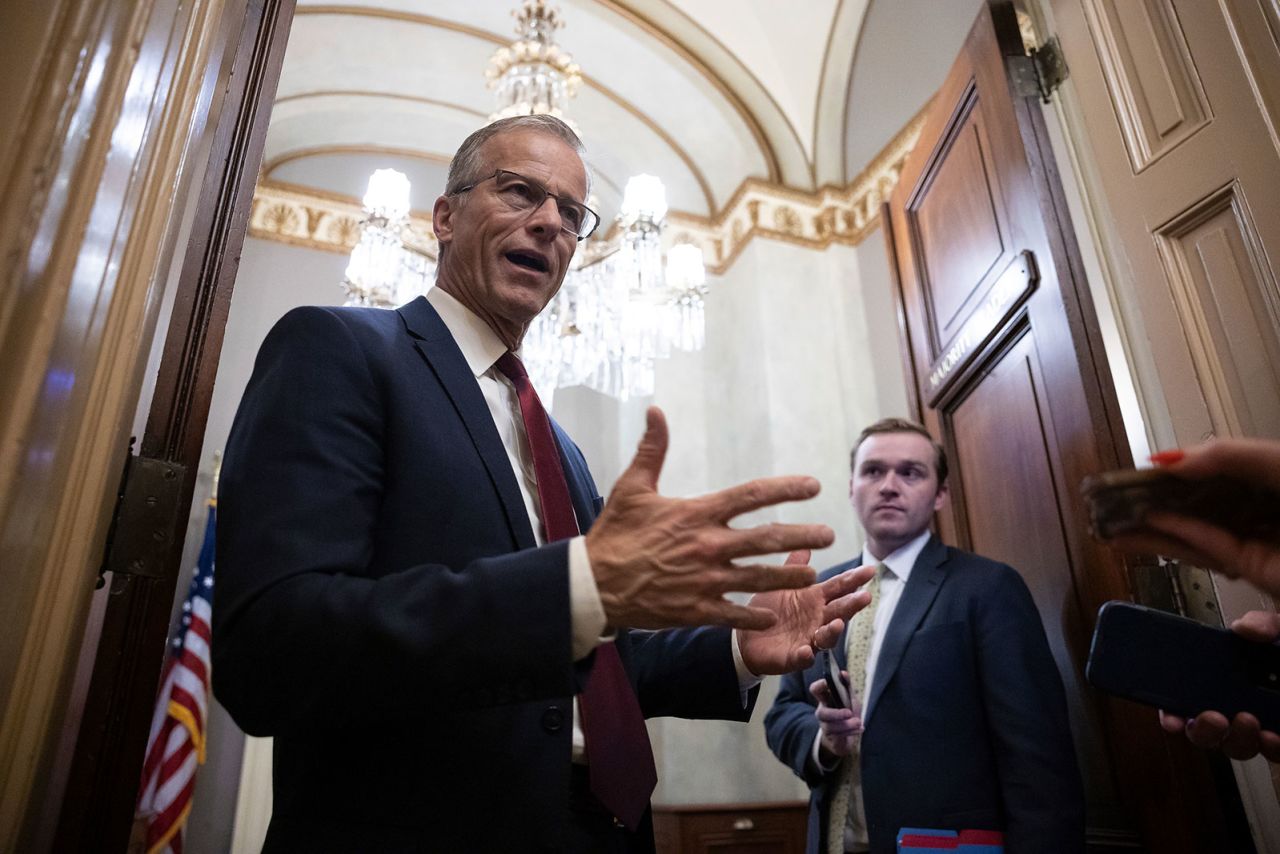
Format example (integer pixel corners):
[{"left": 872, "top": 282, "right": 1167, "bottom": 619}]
[
  {"left": 1086, "top": 600, "right": 1280, "bottom": 731},
  {"left": 821, "top": 650, "right": 852, "bottom": 710},
  {"left": 1081, "top": 467, "right": 1280, "bottom": 542}
]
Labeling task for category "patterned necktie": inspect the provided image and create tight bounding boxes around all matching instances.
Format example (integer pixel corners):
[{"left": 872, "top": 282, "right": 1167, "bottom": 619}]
[
  {"left": 494, "top": 352, "right": 657, "bottom": 830},
  {"left": 826, "top": 564, "right": 883, "bottom": 854}
]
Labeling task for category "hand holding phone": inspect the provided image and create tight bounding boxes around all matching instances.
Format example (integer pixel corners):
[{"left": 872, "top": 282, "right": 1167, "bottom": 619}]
[
  {"left": 1157, "top": 610, "right": 1280, "bottom": 762},
  {"left": 1084, "top": 439, "right": 1280, "bottom": 598},
  {"left": 821, "top": 649, "right": 852, "bottom": 710},
  {"left": 1081, "top": 467, "right": 1280, "bottom": 543},
  {"left": 1086, "top": 601, "right": 1280, "bottom": 733},
  {"left": 809, "top": 654, "right": 861, "bottom": 763}
]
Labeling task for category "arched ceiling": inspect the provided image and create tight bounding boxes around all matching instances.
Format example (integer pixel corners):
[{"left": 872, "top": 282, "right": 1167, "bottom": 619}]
[{"left": 264, "top": 0, "right": 882, "bottom": 224}]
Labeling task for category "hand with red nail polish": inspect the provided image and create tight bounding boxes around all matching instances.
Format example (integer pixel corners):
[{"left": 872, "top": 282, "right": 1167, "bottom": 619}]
[
  {"left": 1148, "top": 449, "right": 1185, "bottom": 466},
  {"left": 1107, "top": 438, "right": 1280, "bottom": 597}
]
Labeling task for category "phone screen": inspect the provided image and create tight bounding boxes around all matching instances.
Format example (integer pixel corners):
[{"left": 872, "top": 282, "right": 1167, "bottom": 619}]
[
  {"left": 1086, "top": 601, "right": 1280, "bottom": 731},
  {"left": 821, "top": 650, "right": 851, "bottom": 710}
]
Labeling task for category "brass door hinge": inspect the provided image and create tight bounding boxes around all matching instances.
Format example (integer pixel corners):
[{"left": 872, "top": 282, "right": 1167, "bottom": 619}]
[
  {"left": 1007, "top": 36, "right": 1068, "bottom": 103},
  {"left": 97, "top": 446, "right": 187, "bottom": 586},
  {"left": 1126, "top": 555, "right": 1224, "bottom": 627}
]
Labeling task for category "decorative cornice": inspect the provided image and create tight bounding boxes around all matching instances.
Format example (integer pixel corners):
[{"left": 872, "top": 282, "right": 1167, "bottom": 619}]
[
  {"left": 667, "top": 108, "right": 924, "bottom": 273},
  {"left": 247, "top": 110, "right": 925, "bottom": 273},
  {"left": 248, "top": 181, "right": 439, "bottom": 258}
]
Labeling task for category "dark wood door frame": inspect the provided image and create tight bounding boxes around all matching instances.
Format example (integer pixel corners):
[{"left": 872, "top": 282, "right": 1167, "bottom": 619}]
[{"left": 53, "top": 0, "right": 296, "bottom": 850}]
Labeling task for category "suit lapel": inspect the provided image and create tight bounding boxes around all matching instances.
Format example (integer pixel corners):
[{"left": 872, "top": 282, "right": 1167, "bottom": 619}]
[
  {"left": 551, "top": 419, "right": 597, "bottom": 532},
  {"left": 397, "top": 297, "right": 536, "bottom": 550},
  {"left": 865, "top": 536, "right": 949, "bottom": 719}
]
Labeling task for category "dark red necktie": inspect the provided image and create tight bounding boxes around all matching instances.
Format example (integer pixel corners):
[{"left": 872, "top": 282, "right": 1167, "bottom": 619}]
[{"left": 494, "top": 352, "right": 657, "bottom": 830}]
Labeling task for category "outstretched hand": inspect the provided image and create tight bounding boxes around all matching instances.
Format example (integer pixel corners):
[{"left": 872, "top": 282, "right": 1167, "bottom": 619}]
[
  {"left": 585, "top": 407, "right": 837, "bottom": 631},
  {"left": 1157, "top": 611, "right": 1280, "bottom": 763},
  {"left": 1104, "top": 438, "right": 1280, "bottom": 597},
  {"left": 737, "top": 552, "right": 875, "bottom": 676}
]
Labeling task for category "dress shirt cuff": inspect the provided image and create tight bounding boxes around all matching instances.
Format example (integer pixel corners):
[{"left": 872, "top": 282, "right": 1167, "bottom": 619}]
[
  {"left": 811, "top": 731, "right": 840, "bottom": 774},
  {"left": 731, "top": 630, "right": 763, "bottom": 701},
  {"left": 569, "top": 536, "right": 609, "bottom": 661}
]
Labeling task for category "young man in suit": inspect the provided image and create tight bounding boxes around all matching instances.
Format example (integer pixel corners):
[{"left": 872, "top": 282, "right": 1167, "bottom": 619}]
[
  {"left": 213, "top": 114, "right": 872, "bottom": 853},
  {"left": 764, "top": 419, "right": 1084, "bottom": 854}
]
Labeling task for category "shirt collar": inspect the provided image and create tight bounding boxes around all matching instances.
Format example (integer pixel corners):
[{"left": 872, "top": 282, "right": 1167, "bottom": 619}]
[
  {"left": 427, "top": 286, "right": 510, "bottom": 377},
  {"left": 861, "top": 528, "right": 932, "bottom": 583}
]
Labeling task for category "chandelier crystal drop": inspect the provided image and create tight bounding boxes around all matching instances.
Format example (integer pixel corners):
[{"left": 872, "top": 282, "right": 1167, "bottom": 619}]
[
  {"left": 342, "top": 169, "right": 435, "bottom": 308},
  {"left": 486, "top": 0, "right": 583, "bottom": 124},
  {"left": 664, "top": 243, "right": 709, "bottom": 353}
]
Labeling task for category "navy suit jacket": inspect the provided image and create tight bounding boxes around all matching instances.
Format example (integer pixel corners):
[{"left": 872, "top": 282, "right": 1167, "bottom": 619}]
[
  {"left": 213, "top": 297, "right": 754, "bottom": 852},
  {"left": 764, "top": 537, "right": 1084, "bottom": 854}
]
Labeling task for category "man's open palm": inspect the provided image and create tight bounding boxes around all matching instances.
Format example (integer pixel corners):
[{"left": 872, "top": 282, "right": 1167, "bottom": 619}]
[{"left": 739, "top": 551, "right": 875, "bottom": 675}]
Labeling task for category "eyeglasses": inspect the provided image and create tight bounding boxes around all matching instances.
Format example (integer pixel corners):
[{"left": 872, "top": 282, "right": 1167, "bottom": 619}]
[{"left": 452, "top": 169, "right": 600, "bottom": 241}]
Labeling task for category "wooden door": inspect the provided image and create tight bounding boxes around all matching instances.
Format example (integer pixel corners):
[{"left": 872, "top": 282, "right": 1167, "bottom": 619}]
[
  {"left": 1048, "top": 0, "right": 1280, "bottom": 838},
  {"left": 884, "top": 2, "right": 1248, "bottom": 850}
]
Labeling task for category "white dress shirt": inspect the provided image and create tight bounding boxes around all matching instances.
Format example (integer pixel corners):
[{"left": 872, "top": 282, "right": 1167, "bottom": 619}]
[{"left": 426, "top": 287, "right": 758, "bottom": 762}]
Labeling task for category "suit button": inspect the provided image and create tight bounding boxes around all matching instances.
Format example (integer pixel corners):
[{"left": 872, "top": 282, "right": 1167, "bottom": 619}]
[{"left": 541, "top": 705, "right": 564, "bottom": 732}]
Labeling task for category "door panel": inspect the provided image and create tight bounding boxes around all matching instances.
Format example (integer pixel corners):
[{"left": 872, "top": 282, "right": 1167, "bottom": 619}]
[
  {"left": 1219, "top": 0, "right": 1280, "bottom": 157},
  {"left": 1054, "top": 0, "right": 1280, "bottom": 827},
  {"left": 950, "top": 330, "right": 1123, "bottom": 830},
  {"left": 886, "top": 2, "right": 1244, "bottom": 849},
  {"left": 916, "top": 112, "right": 1009, "bottom": 338},
  {"left": 1153, "top": 182, "right": 1280, "bottom": 440},
  {"left": 1084, "top": 0, "right": 1212, "bottom": 170}
]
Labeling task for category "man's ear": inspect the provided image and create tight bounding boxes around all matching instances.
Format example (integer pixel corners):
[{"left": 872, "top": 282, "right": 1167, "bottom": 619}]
[
  {"left": 933, "top": 482, "right": 949, "bottom": 512},
  {"left": 432, "top": 195, "right": 454, "bottom": 246}
]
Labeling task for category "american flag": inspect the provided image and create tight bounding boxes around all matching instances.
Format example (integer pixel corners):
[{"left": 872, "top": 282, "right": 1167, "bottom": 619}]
[{"left": 136, "top": 502, "right": 215, "bottom": 854}]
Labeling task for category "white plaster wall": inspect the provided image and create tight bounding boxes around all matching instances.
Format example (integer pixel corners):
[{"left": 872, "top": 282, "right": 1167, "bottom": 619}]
[{"left": 843, "top": 0, "right": 983, "bottom": 177}]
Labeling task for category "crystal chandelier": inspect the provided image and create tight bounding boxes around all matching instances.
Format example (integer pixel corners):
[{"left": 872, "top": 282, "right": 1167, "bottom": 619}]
[
  {"left": 342, "top": 169, "right": 435, "bottom": 307},
  {"left": 522, "top": 177, "right": 709, "bottom": 403},
  {"left": 486, "top": 0, "right": 582, "bottom": 124},
  {"left": 488, "top": 4, "right": 709, "bottom": 404}
]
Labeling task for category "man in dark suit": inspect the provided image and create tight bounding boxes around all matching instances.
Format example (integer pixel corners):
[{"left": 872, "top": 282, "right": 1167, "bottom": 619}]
[
  {"left": 764, "top": 418, "right": 1083, "bottom": 854},
  {"left": 213, "top": 115, "right": 872, "bottom": 853}
]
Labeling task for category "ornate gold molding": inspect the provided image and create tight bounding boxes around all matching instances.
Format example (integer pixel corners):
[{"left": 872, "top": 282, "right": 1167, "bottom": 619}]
[
  {"left": 248, "top": 180, "right": 439, "bottom": 258},
  {"left": 667, "top": 108, "right": 924, "bottom": 273},
  {"left": 247, "top": 110, "right": 925, "bottom": 273}
]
